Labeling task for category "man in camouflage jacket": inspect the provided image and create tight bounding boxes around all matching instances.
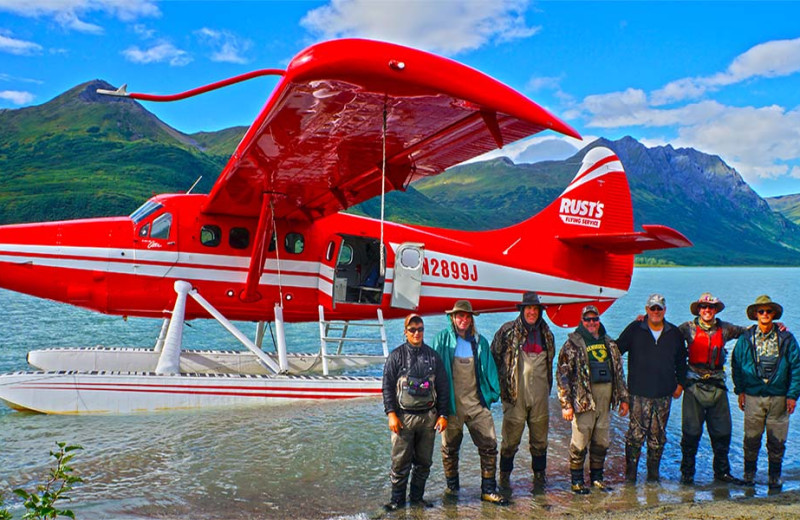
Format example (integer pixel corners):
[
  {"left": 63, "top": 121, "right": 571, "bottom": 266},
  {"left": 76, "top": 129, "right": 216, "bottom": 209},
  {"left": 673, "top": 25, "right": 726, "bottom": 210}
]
[
  {"left": 491, "top": 291, "right": 555, "bottom": 491},
  {"left": 557, "top": 305, "right": 629, "bottom": 493}
]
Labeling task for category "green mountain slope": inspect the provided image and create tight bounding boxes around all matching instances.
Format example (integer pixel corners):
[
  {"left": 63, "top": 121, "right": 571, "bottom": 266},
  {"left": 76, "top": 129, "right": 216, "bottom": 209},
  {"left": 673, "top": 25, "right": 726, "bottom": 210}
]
[
  {"left": 767, "top": 194, "right": 800, "bottom": 225},
  {"left": 0, "top": 80, "right": 224, "bottom": 223}
]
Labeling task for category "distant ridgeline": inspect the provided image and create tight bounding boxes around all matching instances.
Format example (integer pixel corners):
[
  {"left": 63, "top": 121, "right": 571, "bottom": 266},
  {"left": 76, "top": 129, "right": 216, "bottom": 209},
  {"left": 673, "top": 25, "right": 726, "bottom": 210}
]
[{"left": 1, "top": 81, "right": 799, "bottom": 266}]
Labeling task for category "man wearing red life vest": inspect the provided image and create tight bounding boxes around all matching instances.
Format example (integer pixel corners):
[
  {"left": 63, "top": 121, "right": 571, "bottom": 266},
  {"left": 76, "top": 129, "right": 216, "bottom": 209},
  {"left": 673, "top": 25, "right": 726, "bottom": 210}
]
[{"left": 677, "top": 292, "right": 748, "bottom": 485}]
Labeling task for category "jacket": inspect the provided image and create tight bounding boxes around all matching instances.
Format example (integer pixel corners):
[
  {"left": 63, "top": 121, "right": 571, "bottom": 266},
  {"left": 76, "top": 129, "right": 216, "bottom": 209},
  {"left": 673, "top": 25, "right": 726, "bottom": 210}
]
[
  {"left": 731, "top": 325, "right": 800, "bottom": 400},
  {"left": 491, "top": 315, "right": 555, "bottom": 406},
  {"left": 557, "top": 327, "right": 629, "bottom": 414},
  {"left": 616, "top": 319, "right": 687, "bottom": 398},
  {"left": 432, "top": 326, "right": 501, "bottom": 416},
  {"left": 382, "top": 341, "right": 449, "bottom": 417}
]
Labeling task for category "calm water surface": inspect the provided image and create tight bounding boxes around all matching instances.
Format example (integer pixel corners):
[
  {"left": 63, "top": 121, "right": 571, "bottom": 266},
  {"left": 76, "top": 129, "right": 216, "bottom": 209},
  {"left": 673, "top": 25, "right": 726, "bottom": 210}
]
[{"left": 1, "top": 267, "right": 799, "bottom": 519}]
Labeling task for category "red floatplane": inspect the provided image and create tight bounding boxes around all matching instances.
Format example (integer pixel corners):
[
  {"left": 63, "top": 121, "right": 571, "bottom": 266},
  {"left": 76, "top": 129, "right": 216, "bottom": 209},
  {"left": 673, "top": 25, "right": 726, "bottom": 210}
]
[{"left": 0, "top": 39, "right": 690, "bottom": 414}]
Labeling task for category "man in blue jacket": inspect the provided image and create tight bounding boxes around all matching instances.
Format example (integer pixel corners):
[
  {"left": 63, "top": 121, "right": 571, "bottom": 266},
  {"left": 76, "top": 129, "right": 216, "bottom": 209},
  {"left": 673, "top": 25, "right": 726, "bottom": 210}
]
[
  {"left": 732, "top": 295, "right": 800, "bottom": 490},
  {"left": 432, "top": 300, "right": 507, "bottom": 505}
]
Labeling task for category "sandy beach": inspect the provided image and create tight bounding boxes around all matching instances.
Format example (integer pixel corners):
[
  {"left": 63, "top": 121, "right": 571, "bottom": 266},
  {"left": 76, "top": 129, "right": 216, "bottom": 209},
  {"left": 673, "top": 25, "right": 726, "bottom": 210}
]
[{"left": 578, "top": 489, "right": 800, "bottom": 520}]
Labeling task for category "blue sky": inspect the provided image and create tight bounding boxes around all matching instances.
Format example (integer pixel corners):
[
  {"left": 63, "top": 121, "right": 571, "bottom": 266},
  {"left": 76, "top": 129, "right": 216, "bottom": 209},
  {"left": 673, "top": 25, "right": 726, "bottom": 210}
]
[{"left": 1, "top": 1, "right": 799, "bottom": 197}]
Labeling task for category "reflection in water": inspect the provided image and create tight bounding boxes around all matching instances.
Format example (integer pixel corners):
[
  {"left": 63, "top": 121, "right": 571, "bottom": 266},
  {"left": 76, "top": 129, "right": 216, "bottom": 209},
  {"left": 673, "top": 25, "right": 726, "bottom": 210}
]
[{"left": 1, "top": 268, "right": 800, "bottom": 519}]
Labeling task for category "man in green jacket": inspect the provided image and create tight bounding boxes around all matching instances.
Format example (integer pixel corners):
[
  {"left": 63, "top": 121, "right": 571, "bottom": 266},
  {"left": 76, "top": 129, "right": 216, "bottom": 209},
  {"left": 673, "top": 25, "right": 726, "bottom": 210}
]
[
  {"left": 732, "top": 295, "right": 800, "bottom": 490},
  {"left": 432, "top": 300, "right": 507, "bottom": 505}
]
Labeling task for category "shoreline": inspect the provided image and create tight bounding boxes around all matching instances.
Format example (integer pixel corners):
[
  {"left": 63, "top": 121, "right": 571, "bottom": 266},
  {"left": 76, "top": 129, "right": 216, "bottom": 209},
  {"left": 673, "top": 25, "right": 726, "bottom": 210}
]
[{"left": 584, "top": 489, "right": 800, "bottom": 520}]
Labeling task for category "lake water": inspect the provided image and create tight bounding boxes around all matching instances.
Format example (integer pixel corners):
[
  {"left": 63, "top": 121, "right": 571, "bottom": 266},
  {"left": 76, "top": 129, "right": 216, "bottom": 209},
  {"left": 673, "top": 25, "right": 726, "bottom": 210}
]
[{"left": 1, "top": 267, "right": 799, "bottom": 519}]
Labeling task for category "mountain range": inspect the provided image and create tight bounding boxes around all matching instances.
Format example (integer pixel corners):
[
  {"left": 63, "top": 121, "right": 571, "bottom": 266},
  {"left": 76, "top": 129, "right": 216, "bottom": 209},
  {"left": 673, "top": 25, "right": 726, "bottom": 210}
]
[{"left": 1, "top": 80, "right": 799, "bottom": 266}]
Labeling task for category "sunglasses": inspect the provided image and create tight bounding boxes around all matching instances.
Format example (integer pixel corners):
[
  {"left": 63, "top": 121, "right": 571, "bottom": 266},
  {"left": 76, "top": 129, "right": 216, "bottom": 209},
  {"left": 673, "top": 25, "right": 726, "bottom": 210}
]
[
  {"left": 582, "top": 316, "right": 600, "bottom": 323},
  {"left": 648, "top": 306, "right": 664, "bottom": 312},
  {"left": 757, "top": 309, "right": 774, "bottom": 316},
  {"left": 406, "top": 327, "right": 424, "bottom": 333},
  {"left": 697, "top": 303, "right": 716, "bottom": 310}
]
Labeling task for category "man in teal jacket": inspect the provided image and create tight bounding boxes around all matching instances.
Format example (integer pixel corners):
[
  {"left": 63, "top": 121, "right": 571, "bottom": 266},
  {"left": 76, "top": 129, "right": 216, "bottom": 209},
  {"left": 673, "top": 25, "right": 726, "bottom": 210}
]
[
  {"left": 732, "top": 295, "right": 800, "bottom": 489},
  {"left": 432, "top": 300, "right": 507, "bottom": 505}
]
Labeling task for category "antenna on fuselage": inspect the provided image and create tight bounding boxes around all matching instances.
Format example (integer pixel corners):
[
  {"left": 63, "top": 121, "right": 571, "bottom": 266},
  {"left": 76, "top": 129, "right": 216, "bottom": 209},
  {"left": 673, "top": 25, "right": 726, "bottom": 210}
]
[{"left": 187, "top": 176, "right": 203, "bottom": 194}]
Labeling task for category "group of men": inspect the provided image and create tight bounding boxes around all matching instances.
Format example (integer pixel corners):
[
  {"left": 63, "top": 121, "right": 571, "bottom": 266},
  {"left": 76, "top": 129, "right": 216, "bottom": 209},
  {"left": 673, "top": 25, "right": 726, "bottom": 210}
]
[{"left": 381, "top": 291, "right": 800, "bottom": 510}]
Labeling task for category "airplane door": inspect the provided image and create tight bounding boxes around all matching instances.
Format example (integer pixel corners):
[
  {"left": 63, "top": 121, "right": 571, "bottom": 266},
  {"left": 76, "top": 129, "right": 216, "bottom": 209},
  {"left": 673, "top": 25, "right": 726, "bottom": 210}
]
[{"left": 391, "top": 242, "right": 424, "bottom": 310}]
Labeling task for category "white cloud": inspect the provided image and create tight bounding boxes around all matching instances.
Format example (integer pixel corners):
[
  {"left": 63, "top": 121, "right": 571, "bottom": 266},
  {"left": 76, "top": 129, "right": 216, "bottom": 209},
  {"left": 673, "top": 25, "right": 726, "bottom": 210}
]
[
  {"left": 651, "top": 37, "right": 800, "bottom": 106},
  {"left": 0, "top": 0, "right": 160, "bottom": 33},
  {"left": 122, "top": 42, "right": 191, "bottom": 66},
  {"left": 195, "top": 28, "right": 251, "bottom": 64},
  {"left": 300, "top": 0, "right": 539, "bottom": 55},
  {"left": 673, "top": 105, "right": 800, "bottom": 183},
  {"left": 0, "top": 30, "right": 42, "bottom": 55},
  {"left": 0, "top": 89, "right": 34, "bottom": 104}
]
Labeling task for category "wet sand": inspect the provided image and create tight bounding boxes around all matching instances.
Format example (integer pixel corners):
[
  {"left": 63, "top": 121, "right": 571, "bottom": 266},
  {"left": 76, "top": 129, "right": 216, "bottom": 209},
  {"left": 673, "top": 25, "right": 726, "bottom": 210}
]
[{"left": 584, "top": 489, "right": 800, "bottom": 520}]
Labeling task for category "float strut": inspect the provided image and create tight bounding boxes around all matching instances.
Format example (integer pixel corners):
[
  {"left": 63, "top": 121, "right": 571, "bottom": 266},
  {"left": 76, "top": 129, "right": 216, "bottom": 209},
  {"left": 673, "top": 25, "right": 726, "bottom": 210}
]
[
  {"left": 274, "top": 304, "right": 289, "bottom": 372},
  {"left": 155, "top": 281, "right": 190, "bottom": 374}
]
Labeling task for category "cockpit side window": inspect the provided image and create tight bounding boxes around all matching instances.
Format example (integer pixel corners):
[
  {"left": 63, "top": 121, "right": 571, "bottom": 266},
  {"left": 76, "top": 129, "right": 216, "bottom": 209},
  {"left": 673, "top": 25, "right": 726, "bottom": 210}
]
[
  {"left": 130, "top": 201, "right": 164, "bottom": 224},
  {"left": 150, "top": 213, "right": 172, "bottom": 240}
]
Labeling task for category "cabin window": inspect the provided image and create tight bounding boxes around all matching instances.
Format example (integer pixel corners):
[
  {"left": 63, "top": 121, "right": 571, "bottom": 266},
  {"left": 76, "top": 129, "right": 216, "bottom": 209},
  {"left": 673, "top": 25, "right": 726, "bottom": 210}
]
[
  {"left": 201, "top": 225, "right": 221, "bottom": 247},
  {"left": 325, "top": 241, "right": 335, "bottom": 261},
  {"left": 130, "top": 201, "right": 164, "bottom": 224},
  {"left": 268, "top": 231, "right": 276, "bottom": 252},
  {"left": 138, "top": 223, "right": 150, "bottom": 237},
  {"left": 284, "top": 232, "right": 304, "bottom": 254},
  {"left": 230, "top": 227, "right": 249, "bottom": 249},
  {"left": 337, "top": 243, "right": 353, "bottom": 265},
  {"left": 150, "top": 213, "right": 172, "bottom": 240}
]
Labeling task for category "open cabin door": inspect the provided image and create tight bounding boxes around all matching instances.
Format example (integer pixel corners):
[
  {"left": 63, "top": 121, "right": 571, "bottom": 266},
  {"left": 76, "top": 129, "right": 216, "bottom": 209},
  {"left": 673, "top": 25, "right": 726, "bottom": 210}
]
[
  {"left": 391, "top": 243, "right": 424, "bottom": 310},
  {"left": 330, "top": 234, "right": 386, "bottom": 307}
]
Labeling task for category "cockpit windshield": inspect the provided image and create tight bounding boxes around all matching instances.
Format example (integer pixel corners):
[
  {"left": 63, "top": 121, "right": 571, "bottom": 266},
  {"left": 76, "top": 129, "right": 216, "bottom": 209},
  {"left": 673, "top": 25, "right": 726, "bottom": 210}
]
[{"left": 129, "top": 201, "right": 164, "bottom": 224}]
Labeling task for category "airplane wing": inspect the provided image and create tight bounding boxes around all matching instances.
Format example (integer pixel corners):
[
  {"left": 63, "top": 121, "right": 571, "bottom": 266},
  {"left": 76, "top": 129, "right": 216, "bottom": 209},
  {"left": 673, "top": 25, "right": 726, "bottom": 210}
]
[
  {"left": 201, "top": 38, "right": 580, "bottom": 220},
  {"left": 557, "top": 224, "right": 693, "bottom": 255}
]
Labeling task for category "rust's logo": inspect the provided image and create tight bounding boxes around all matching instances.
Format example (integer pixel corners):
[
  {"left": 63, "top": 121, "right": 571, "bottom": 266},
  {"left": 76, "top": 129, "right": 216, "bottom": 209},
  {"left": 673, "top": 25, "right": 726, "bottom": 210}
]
[{"left": 559, "top": 198, "right": 604, "bottom": 228}]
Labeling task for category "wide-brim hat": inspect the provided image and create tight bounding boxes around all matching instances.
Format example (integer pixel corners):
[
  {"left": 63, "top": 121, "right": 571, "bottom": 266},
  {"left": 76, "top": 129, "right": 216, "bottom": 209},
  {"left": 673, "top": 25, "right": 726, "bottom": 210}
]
[
  {"left": 690, "top": 292, "right": 725, "bottom": 316},
  {"left": 746, "top": 295, "right": 783, "bottom": 320},
  {"left": 516, "top": 291, "right": 543, "bottom": 310},
  {"left": 445, "top": 300, "right": 479, "bottom": 316}
]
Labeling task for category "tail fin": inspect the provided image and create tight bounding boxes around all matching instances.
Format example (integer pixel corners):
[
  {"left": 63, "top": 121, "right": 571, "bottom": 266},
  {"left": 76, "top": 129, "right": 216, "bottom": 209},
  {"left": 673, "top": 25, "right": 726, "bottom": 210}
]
[
  {"left": 502, "top": 146, "right": 691, "bottom": 326},
  {"left": 555, "top": 147, "right": 691, "bottom": 254}
]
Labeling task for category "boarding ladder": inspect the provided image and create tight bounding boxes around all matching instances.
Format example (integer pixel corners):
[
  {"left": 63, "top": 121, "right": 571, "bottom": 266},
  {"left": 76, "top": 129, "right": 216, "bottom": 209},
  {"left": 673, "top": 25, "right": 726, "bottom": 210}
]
[{"left": 318, "top": 305, "right": 389, "bottom": 376}]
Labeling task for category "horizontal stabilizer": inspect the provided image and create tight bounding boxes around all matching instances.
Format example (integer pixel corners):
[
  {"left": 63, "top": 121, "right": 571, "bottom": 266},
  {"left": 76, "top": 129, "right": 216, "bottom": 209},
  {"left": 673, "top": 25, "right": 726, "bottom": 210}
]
[{"left": 557, "top": 224, "right": 692, "bottom": 255}]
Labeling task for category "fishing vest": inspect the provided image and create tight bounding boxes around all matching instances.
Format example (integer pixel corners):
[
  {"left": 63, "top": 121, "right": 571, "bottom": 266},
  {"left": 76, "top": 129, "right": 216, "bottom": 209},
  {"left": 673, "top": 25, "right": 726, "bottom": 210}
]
[
  {"left": 396, "top": 346, "right": 437, "bottom": 412},
  {"left": 688, "top": 326, "right": 724, "bottom": 369},
  {"left": 587, "top": 341, "right": 612, "bottom": 384}
]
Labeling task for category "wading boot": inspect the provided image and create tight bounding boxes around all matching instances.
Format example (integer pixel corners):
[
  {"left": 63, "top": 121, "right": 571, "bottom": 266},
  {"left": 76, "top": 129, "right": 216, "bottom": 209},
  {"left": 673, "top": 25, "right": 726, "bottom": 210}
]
[
  {"left": 570, "top": 469, "right": 590, "bottom": 495},
  {"left": 768, "top": 461, "right": 783, "bottom": 491},
  {"left": 383, "top": 486, "right": 406, "bottom": 512},
  {"left": 532, "top": 471, "right": 546, "bottom": 490},
  {"left": 625, "top": 444, "right": 641, "bottom": 483},
  {"left": 443, "top": 475, "right": 459, "bottom": 497},
  {"left": 532, "top": 455, "right": 547, "bottom": 489},
  {"left": 680, "top": 434, "right": 698, "bottom": 485},
  {"left": 711, "top": 435, "right": 743, "bottom": 484},
  {"left": 498, "top": 471, "right": 511, "bottom": 491},
  {"left": 498, "top": 455, "right": 514, "bottom": 491},
  {"left": 590, "top": 468, "right": 612, "bottom": 492},
  {"left": 480, "top": 477, "right": 509, "bottom": 506},
  {"left": 742, "top": 460, "right": 757, "bottom": 487},
  {"left": 409, "top": 483, "right": 433, "bottom": 508},
  {"left": 646, "top": 448, "right": 663, "bottom": 483}
]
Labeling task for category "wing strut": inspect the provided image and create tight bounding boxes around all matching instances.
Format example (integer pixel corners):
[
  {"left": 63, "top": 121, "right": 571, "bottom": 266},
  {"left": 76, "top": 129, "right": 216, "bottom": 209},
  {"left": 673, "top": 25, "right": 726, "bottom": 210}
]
[{"left": 241, "top": 194, "right": 273, "bottom": 303}]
